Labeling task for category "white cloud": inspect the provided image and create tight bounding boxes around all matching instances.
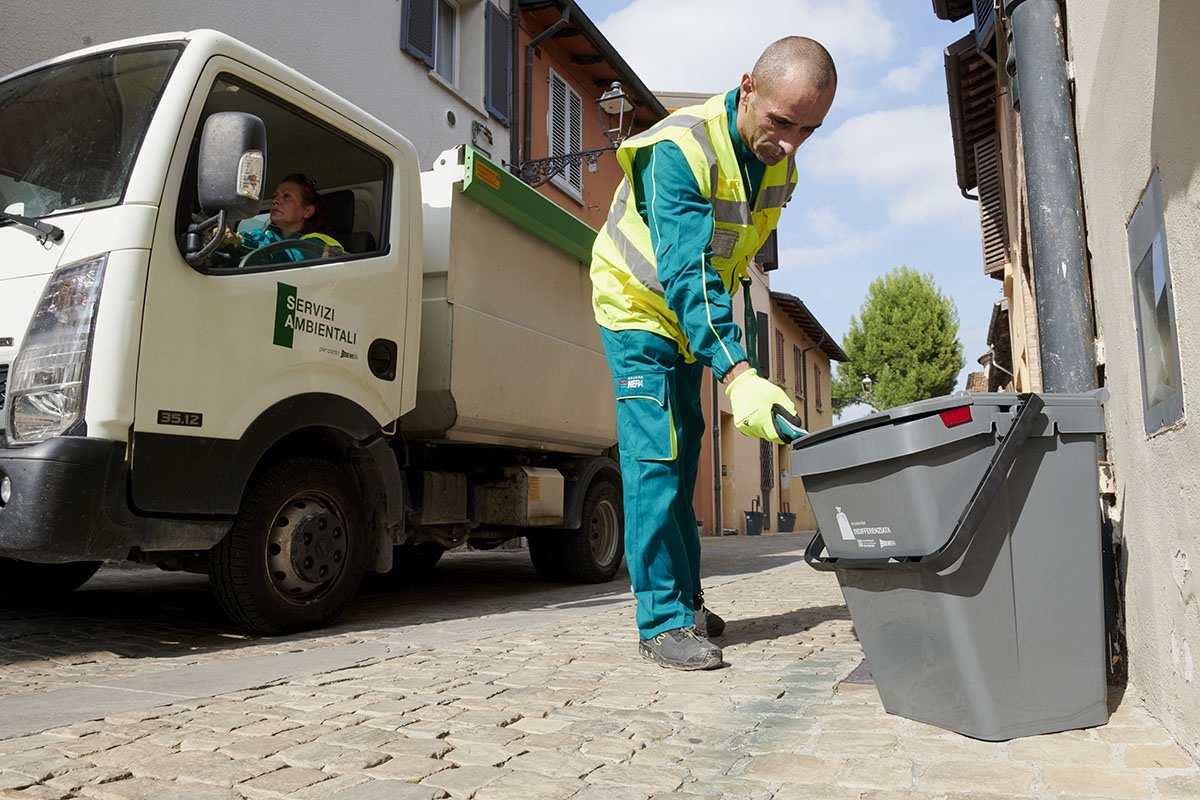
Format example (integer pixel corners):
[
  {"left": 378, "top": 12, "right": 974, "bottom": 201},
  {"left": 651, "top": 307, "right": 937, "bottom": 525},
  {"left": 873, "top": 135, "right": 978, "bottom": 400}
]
[
  {"left": 777, "top": 205, "right": 884, "bottom": 271},
  {"left": 800, "top": 105, "right": 964, "bottom": 225},
  {"left": 596, "top": 0, "right": 900, "bottom": 94},
  {"left": 881, "top": 46, "right": 943, "bottom": 94}
]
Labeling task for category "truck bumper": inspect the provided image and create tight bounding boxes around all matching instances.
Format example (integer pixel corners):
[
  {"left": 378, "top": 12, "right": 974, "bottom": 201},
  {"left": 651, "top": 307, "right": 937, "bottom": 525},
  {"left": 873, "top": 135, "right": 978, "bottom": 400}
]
[{"left": 0, "top": 437, "right": 133, "bottom": 561}]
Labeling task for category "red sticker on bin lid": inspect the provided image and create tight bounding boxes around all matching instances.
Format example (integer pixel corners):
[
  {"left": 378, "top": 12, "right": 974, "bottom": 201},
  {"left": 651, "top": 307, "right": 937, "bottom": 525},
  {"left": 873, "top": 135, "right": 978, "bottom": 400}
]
[{"left": 939, "top": 406, "right": 973, "bottom": 427}]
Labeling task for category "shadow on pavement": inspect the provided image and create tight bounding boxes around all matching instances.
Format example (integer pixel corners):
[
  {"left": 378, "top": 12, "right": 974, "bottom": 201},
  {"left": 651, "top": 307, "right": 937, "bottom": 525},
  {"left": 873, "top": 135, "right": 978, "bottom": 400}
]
[
  {"left": 720, "top": 604, "right": 853, "bottom": 647},
  {"left": 0, "top": 533, "right": 829, "bottom": 668}
]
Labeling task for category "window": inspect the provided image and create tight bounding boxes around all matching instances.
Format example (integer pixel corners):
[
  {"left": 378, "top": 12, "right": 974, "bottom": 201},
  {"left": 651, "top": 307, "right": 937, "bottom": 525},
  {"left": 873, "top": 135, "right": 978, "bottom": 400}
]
[
  {"left": 0, "top": 44, "right": 181, "bottom": 218},
  {"left": 484, "top": 2, "right": 512, "bottom": 125},
  {"left": 793, "top": 345, "right": 803, "bottom": 398},
  {"left": 814, "top": 363, "right": 823, "bottom": 411},
  {"left": 1128, "top": 169, "right": 1183, "bottom": 435},
  {"left": 548, "top": 69, "right": 583, "bottom": 197},
  {"left": 774, "top": 329, "right": 785, "bottom": 385},
  {"left": 179, "top": 75, "right": 389, "bottom": 273},
  {"left": 757, "top": 230, "right": 779, "bottom": 272},
  {"left": 402, "top": 0, "right": 459, "bottom": 85},
  {"left": 756, "top": 311, "right": 770, "bottom": 379},
  {"left": 435, "top": 0, "right": 458, "bottom": 84}
]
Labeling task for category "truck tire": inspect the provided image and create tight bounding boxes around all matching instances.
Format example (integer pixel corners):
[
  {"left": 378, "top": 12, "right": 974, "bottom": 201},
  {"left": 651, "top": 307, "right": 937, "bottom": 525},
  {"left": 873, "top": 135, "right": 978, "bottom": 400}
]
[
  {"left": 0, "top": 558, "right": 101, "bottom": 599},
  {"left": 210, "top": 456, "right": 368, "bottom": 634},
  {"left": 527, "top": 532, "right": 567, "bottom": 582},
  {"left": 532, "top": 478, "right": 624, "bottom": 584}
]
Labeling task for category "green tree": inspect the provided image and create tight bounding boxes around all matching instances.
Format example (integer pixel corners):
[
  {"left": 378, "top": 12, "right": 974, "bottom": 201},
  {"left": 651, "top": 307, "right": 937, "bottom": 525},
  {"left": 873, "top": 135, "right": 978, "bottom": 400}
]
[{"left": 833, "top": 266, "right": 965, "bottom": 412}]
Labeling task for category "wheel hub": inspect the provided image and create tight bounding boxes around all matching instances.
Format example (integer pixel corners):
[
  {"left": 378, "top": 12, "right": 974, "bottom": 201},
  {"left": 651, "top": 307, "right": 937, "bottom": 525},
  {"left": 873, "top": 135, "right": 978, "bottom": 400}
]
[
  {"left": 267, "top": 498, "right": 346, "bottom": 596},
  {"left": 588, "top": 497, "right": 620, "bottom": 567}
]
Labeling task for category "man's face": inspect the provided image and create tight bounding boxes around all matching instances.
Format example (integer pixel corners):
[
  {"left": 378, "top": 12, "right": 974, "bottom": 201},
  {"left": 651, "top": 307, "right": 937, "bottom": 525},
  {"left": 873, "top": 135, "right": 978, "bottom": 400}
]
[{"left": 737, "top": 71, "right": 835, "bottom": 165}]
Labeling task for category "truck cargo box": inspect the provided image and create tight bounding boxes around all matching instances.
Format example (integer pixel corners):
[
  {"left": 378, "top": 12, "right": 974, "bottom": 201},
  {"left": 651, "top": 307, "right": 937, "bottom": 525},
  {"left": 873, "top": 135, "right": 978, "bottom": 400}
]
[{"left": 403, "top": 147, "right": 616, "bottom": 454}]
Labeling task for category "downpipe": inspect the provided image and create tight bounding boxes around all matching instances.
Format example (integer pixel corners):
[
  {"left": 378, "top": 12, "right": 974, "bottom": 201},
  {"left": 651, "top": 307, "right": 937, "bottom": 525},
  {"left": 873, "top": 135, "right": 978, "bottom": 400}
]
[{"left": 1007, "top": 0, "right": 1095, "bottom": 393}]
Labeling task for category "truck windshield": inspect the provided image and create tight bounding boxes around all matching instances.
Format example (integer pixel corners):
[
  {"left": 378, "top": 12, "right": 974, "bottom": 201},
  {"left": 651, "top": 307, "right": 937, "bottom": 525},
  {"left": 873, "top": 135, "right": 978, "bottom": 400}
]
[{"left": 0, "top": 44, "right": 182, "bottom": 219}]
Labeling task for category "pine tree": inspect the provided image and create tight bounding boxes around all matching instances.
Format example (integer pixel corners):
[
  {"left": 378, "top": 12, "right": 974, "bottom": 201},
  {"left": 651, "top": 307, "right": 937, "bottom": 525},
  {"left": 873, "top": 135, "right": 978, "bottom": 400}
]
[{"left": 833, "top": 266, "right": 965, "bottom": 412}]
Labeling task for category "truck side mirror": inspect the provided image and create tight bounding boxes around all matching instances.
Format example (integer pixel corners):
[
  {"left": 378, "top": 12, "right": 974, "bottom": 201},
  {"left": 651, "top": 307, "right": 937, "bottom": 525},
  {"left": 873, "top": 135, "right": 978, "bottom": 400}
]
[{"left": 197, "top": 111, "right": 267, "bottom": 221}]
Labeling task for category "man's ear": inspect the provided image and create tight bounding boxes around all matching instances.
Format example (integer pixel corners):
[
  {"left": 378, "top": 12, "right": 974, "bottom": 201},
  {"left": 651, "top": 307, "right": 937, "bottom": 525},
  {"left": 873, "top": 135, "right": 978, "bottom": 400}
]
[{"left": 739, "top": 72, "right": 754, "bottom": 100}]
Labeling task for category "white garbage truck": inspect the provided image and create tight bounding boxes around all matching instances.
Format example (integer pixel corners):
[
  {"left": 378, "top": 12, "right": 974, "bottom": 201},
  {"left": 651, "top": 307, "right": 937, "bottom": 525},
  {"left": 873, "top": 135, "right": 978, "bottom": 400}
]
[{"left": 0, "top": 30, "right": 622, "bottom": 633}]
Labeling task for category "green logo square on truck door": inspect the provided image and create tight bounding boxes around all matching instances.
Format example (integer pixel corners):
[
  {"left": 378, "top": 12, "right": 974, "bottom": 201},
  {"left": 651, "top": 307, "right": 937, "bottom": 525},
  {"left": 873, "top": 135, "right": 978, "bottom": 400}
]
[
  {"left": 273, "top": 282, "right": 364, "bottom": 361},
  {"left": 274, "top": 283, "right": 298, "bottom": 348}
]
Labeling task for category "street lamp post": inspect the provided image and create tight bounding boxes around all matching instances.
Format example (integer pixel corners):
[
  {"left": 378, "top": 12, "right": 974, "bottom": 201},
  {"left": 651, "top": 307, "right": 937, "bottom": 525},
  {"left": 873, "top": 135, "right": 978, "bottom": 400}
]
[
  {"left": 861, "top": 375, "right": 875, "bottom": 410},
  {"left": 518, "top": 81, "right": 638, "bottom": 188}
]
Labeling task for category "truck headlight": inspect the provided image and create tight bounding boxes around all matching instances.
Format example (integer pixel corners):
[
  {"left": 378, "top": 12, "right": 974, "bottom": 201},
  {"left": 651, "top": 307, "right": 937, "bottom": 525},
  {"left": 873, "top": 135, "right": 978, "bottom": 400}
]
[{"left": 7, "top": 255, "right": 107, "bottom": 443}]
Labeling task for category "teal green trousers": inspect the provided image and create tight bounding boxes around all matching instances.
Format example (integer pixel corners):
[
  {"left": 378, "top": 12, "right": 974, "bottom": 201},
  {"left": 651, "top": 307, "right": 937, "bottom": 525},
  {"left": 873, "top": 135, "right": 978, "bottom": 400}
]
[{"left": 600, "top": 328, "right": 706, "bottom": 639}]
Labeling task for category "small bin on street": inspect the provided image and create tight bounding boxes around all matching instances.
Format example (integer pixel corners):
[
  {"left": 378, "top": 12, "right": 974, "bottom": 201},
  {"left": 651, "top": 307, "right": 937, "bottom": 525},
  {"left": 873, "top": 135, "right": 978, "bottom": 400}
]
[
  {"left": 790, "top": 391, "right": 1109, "bottom": 741},
  {"left": 744, "top": 498, "right": 765, "bottom": 536},
  {"left": 777, "top": 503, "right": 796, "bottom": 533}
]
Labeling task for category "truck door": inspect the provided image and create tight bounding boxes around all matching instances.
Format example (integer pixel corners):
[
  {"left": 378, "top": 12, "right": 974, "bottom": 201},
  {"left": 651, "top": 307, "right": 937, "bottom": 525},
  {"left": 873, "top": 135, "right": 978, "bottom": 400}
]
[{"left": 132, "top": 64, "right": 410, "bottom": 516}]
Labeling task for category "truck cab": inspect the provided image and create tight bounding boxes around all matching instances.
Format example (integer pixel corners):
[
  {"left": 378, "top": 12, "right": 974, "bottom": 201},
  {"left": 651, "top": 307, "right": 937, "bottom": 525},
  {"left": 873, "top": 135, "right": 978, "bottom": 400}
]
[{"left": 0, "top": 30, "right": 620, "bottom": 633}]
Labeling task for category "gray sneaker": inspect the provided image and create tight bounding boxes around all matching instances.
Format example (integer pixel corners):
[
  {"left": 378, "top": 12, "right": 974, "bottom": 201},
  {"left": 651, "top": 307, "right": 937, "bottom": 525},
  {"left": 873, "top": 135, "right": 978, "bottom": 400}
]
[
  {"left": 639, "top": 627, "right": 722, "bottom": 670},
  {"left": 694, "top": 593, "right": 726, "bottom": 639}
]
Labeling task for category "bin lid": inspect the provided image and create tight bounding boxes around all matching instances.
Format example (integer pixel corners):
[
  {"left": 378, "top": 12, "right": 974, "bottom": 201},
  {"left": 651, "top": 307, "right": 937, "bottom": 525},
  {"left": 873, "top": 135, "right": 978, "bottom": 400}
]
[{"left": 794, "top": 390, "right": 1107, "bottom": 451}]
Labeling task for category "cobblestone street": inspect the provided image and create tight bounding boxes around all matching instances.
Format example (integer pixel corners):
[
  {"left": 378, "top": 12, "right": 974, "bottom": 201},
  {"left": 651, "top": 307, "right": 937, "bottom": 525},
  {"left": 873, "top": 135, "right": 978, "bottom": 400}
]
[{"left": 1, "top": 533, "right": 1198, "bottom": 799}]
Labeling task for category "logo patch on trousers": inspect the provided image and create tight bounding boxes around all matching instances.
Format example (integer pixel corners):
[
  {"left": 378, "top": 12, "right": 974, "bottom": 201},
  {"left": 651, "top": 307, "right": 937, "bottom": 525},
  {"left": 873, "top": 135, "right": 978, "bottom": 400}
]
[{"left": 619, "top": 376, "right": 645, "bottom": 389}]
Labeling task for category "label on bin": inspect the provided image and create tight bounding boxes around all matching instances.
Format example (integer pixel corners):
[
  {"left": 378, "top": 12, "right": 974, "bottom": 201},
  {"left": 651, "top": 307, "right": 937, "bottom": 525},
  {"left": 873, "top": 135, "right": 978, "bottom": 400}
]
[{"left": 835, "top": 506, "right": 897, "bottom": 548}]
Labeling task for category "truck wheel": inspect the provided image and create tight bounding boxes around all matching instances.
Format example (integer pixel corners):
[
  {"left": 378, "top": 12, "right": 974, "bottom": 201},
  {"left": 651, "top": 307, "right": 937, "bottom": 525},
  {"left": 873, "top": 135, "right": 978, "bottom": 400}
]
[
  {"left": 559, "top": 479, "right": 624, "bottom": 583},
  {"left": 210, "top": 457, "right": 368, "bottom": 634},
  {"left": 0, "top": 558, "right": 101, "bottom": 599},
  {"left": 527, "top": 533, "right": 566, "bottom": 582}
]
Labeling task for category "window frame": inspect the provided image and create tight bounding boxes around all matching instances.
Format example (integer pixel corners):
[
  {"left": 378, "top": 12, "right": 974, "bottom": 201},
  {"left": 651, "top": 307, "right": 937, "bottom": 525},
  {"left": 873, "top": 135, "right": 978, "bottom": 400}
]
[
  {"left": 402, "top": 0, "right": 460, "bottom": 87},
  {"left": 793, "top": 344, "right": 803, "bottom": 399},
  {"left": 547, "top": 68, "right": 584, "bottom": 199},
  {"left": 774, "top": 329, "right": 785, "bottom": 386},
  {"left": 433, "top": 0, "right": 459, "bottom": 86},
  {"left": 1128, "top": 168, "right": 1184, "bottom": 435},
  {"left": 178, "top": 72, "right": 391, "bottom": 275}
]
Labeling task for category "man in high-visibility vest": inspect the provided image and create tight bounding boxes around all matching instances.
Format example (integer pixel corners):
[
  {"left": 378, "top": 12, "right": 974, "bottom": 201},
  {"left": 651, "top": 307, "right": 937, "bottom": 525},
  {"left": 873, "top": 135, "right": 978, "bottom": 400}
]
[{"left": 591, "top": 37, "right": 837, "bottom": 670}]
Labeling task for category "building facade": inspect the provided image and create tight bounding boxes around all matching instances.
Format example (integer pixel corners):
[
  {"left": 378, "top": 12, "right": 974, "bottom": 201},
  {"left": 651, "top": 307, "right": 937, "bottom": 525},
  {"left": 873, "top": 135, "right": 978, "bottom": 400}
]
[{"left": 932, "top": 0, "right": 1200, "bottom": 756}]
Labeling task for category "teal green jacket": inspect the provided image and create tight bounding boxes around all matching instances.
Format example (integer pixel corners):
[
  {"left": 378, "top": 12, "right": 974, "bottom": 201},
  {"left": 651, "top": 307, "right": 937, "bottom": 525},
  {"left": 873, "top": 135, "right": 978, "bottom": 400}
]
[{"left": 628, "top": 88, "right": 762, "bottom": 379}]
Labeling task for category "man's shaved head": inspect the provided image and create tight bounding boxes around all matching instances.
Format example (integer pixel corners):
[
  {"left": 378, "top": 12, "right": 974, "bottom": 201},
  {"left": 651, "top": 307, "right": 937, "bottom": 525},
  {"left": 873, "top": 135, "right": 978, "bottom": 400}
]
[{"left": 752, "top": 36, "right": 837, "bottom": 95}]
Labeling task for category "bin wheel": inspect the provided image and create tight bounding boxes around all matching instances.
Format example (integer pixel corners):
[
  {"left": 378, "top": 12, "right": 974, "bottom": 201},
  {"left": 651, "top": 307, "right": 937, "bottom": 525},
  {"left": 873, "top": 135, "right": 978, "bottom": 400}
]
[
  {"left": 210, "top": 457, "right": 367, "bottom": 634},
  {"left": 0, "top": 558, "right": 101, "bottom": 599}
]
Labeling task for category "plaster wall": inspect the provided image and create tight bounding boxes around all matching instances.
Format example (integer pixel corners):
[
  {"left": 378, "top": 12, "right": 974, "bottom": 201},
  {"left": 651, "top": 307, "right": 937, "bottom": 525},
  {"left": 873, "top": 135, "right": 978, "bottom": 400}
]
[
  {"left": 0, "top": 0, "right": 508, "bottom": 170},
  {"left": 1066, "top": 0, "right": 1200, "bottom": 756}
]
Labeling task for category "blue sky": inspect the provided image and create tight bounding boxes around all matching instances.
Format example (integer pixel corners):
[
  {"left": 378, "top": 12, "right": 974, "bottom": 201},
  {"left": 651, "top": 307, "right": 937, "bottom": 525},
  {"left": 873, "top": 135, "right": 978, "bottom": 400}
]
[{"left": 581, "top": 1, "right": 995, "bottom": 393}]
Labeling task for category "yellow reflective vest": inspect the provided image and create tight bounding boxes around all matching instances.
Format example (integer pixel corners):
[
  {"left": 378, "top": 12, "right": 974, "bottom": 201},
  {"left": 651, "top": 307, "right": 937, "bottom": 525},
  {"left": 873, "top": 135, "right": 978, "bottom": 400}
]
[{"left": 591, "top": 92, "right": 796, "bottom": 361}]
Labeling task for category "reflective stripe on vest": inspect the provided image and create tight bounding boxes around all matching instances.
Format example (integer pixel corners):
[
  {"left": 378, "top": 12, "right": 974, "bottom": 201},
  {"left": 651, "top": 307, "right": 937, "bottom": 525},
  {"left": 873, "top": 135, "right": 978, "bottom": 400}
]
[{"left": 595, "top": 94, "right": 795, "bottom": 298}]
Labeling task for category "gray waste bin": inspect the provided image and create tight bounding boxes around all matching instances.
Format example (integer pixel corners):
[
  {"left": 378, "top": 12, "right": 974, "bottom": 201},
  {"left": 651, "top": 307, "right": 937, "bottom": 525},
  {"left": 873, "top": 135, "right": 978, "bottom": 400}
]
[{"left": 790, "top": 391, "right": 1108, "bottom": 741}]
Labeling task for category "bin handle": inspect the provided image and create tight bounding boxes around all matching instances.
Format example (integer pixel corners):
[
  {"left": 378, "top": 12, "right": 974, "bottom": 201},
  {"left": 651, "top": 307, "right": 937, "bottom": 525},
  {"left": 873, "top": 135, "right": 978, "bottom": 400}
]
[{"left": 804, "top": 393, "right": 1046, "bottom": 572}]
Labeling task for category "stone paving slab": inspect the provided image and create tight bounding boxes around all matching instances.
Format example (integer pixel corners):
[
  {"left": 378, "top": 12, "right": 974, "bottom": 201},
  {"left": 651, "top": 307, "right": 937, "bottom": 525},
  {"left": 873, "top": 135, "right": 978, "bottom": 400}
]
[{"left": 0, "top": 534, "right": 1197, "bottom": 799}]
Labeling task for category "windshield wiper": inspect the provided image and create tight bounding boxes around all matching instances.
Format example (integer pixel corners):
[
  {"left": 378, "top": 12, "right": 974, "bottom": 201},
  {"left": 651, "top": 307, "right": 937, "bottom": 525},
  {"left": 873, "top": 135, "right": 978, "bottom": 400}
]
[{"left": 0, "top": 211, "right": 64, "bottom": 243}]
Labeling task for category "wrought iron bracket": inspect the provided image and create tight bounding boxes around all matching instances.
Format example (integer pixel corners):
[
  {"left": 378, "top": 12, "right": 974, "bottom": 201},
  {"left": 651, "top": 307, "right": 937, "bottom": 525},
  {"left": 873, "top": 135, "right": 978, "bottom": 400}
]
[{"left": 518, "top": 146, "right": 615, "bottom": 188}]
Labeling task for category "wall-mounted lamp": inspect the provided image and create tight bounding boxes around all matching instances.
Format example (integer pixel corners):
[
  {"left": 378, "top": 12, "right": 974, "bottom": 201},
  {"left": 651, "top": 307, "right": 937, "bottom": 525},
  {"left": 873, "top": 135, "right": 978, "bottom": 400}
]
[{"left": 519, "top": 81, "right": 639, "bottom": 188}]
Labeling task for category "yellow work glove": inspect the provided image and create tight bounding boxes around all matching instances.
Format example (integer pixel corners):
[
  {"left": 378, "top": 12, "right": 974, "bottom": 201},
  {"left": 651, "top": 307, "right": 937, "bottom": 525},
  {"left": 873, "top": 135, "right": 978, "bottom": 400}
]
[{"left": 725, "top": 368, "right": 805, "bottom": 444}]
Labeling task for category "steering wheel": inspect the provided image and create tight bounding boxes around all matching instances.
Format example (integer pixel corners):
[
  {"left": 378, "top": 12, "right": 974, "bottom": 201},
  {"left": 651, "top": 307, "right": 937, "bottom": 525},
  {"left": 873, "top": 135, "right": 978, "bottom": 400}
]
[{"left": 238, "top": 237, "right": 331, "bottom": 268}]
